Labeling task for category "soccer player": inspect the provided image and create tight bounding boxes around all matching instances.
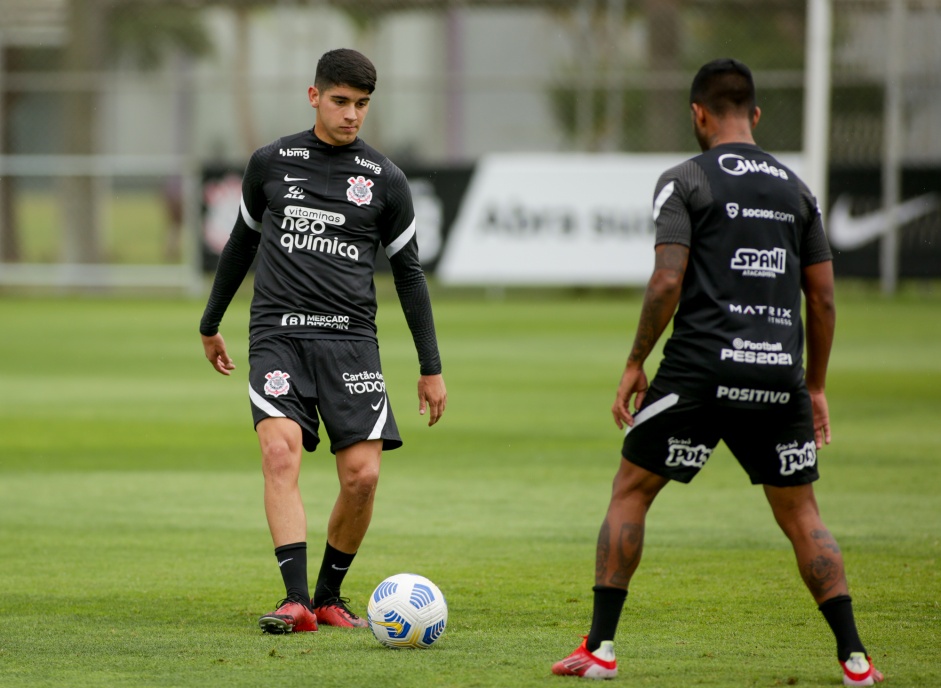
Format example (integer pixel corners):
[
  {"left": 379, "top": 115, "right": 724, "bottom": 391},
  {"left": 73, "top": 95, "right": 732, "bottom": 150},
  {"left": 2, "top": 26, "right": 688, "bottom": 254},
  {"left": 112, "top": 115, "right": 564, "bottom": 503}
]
[
  {"left": 199, "top": 48, "right": 447, "bottom": 634},
  {"left": 552, "top": 59, "right": 883, "bottom": 686}
]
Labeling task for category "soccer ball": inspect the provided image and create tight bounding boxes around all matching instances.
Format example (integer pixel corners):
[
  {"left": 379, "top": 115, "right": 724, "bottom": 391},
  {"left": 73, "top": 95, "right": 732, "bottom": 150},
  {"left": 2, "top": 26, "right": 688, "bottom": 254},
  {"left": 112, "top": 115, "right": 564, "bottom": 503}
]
[{"left": 367, "top": 573, "right": 448, "bottom": 649}]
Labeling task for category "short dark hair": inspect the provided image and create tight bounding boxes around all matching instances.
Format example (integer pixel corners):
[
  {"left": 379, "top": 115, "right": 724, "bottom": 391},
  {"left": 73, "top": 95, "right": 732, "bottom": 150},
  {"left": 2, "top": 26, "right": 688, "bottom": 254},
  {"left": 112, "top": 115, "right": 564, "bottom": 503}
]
[
  {"left": 315, "top": 48, "right": 377, "bottom": 94},
  {"left": 689, "top": 58, "right": 756, "bottom": 117}
]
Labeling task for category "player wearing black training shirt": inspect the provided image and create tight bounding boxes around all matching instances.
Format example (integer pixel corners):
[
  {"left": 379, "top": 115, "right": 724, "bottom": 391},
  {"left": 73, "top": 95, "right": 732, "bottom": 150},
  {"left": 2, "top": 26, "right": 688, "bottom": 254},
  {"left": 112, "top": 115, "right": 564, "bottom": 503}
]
[
  {"left": 553, "top": 59, "right": 883, "bottom": 686},
  {"left": 200, "top": 49, "right": 447, "bottom": 634}
]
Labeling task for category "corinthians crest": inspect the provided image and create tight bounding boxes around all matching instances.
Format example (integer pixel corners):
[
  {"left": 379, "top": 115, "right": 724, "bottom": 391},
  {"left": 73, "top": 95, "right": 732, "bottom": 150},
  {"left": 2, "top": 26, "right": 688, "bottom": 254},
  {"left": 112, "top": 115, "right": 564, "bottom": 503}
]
[
  {"left": 346, "top": 175, "right": 374, "bottom": 206},
  {"left": 263, "top": 370, "right": 291, "bottom": 397}
]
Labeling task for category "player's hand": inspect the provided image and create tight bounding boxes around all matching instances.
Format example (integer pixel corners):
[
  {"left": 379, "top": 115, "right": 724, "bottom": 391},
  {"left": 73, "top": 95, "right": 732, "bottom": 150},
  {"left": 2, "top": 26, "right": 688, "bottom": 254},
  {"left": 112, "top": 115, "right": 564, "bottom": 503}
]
[
  {"left": 809, "top": 389, "right": 831, "bottom": 449},
  {"left": 612, "top": 366, "right": 648, "bottom": 430},
  {"left": 201, "top": 333, "right": 236, "bottom": 376},
  {"left": 418, "top": 374, "right": 447, "bottom": 427}
]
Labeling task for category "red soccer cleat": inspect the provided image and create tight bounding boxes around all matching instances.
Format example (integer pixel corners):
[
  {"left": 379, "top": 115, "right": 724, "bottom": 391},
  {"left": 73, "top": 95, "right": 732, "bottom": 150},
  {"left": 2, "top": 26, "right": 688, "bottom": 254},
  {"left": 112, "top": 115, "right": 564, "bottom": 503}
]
[
  {"left": 258, "top": 598, "right": 318, "bottom": 634},
  {"left": 311, "top": 597, "right": 368, "bottom": 628},
  {"left": 552, "top": 637, "right": 618, "bottom": 679},
  {"left": 841, "top": 652, "right": 884, "bottom": 687}
]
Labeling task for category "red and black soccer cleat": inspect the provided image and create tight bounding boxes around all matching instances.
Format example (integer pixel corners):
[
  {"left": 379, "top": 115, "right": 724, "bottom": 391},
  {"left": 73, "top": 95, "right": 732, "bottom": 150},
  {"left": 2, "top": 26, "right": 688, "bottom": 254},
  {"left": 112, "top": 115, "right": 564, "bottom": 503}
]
[
  {"left": 551, "top": 637, "right": 618, "bottom": 679},
  {"left": 257, "top": 598, "right": 318, "bottom": 634},
  {"left": 841, "top": 652, "right": 884, "bottom": 687},
  {"left": 311, "top": 597, "right": 368, "bottom": 628}
]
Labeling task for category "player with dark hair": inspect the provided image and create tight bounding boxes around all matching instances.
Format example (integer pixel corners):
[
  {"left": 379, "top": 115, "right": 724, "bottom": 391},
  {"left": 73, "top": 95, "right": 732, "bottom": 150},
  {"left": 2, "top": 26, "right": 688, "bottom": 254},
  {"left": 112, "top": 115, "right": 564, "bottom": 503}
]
[
  {"left": 552, "top": 59, "right": 883, "bottom": 686},
  {"left": 200, "top": 48, "right": 447, "bottom": 634}
]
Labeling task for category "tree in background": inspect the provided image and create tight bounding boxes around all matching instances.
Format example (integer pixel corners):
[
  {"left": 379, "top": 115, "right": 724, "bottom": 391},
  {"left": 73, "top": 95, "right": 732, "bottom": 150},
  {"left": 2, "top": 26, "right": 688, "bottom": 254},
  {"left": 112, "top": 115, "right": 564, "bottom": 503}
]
[
  {"left": 549, "top": 1, "right": 805, "bottom": 153},
  {"left": 0, "top": 0, "right": 212, "bottom": 263}
]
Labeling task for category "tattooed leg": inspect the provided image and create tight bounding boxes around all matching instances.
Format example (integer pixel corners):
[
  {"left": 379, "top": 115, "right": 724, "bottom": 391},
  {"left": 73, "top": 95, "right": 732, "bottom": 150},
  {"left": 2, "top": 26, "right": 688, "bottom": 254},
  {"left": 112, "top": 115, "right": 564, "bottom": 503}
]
[
  {"left": 764, "top": 483, "right": 849, "bottom": 603},
  {"left": 595, "top": 458, "right": 669, "bottom": 589}
]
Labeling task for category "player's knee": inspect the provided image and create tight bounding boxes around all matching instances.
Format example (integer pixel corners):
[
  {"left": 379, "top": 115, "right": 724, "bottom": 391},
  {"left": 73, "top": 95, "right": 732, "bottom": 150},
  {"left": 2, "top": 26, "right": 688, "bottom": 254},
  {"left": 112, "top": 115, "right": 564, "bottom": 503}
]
[
  {"left": 340, "top": 464, "right": 380, "bottom": 502},
  {"left": 260, "top": 438, "right": 299, "bottom": 479},
  {"left": 611, "top": 459, "right": 666, "bottom": 504}
]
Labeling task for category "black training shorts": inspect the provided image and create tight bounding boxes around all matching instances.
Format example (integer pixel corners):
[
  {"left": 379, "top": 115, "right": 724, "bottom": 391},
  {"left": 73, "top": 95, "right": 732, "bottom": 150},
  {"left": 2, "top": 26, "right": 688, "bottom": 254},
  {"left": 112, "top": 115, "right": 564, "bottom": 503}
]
[
  {"left": 621, "top": 382, "right": 819, "bottom": 487},
  {"left": 248, "top": 336, "right": 402, "bottom": 454}
]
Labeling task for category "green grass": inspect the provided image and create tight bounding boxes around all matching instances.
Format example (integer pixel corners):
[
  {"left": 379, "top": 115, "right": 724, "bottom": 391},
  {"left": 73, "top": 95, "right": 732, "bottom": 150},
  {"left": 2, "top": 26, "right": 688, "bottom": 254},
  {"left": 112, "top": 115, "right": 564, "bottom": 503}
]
[
  {"left": 15, "top": 189, "right": 176, "bottom": 264},
  {"left": 0, "top": 282, "right": 939, "bottom": 687}
]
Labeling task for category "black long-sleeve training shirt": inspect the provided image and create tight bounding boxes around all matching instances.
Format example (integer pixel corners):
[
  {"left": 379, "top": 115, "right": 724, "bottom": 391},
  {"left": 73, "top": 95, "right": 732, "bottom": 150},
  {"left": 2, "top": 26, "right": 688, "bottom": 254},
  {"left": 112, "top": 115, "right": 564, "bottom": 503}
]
[{"left": 200, "top": 129, "right": 441, "bottom": 375}]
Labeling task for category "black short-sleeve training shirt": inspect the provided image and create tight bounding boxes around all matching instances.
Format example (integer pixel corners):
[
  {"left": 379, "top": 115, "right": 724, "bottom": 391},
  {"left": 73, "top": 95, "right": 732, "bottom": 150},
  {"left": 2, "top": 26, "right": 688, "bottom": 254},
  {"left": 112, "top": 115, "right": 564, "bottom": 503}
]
[{"left": 650, "top": 143, "right": 832, "bottom": 407}]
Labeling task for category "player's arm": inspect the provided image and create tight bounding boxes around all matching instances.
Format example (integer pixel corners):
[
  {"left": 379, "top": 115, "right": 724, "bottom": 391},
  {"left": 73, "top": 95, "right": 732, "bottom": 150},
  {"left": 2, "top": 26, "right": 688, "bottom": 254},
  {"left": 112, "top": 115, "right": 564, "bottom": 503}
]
[
  {"left": 802, "top": 259, "right": 835, "bottom": 448},
  {"left": 388, "top": 244, "right": 446, "bottom": 426},
  {"left": 612, "top": 171, "right": 694, "bottom": 429},
  {"left": 799, "top": 184, "right": 836, "bottom": 448},
  {"left": 199, "top": 146, "right": 270, "bottom": 375},
  {"left": 613, "top": 242, "right": 688, "bottom": 428},
  {"left": 382, "top": 168, "right": 446, "bottom": 426}
]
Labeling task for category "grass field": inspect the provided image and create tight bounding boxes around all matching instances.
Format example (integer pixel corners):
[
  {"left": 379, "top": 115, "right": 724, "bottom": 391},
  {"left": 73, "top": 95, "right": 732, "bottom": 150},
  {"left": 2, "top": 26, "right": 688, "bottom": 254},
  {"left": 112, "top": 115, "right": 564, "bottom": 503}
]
[
  {"left": 0, "top": 281, "right": 939, "bottom": 687},
  {"left": 15, "top": 189, "right": 177, "bottom": 264}
]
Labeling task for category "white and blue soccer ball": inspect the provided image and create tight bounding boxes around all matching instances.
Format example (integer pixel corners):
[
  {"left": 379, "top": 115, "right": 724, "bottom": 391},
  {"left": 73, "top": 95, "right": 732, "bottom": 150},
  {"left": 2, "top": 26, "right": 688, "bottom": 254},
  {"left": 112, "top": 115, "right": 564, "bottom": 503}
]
[{"left": 367, "top": 573, "right": 448, "bottom": 649}]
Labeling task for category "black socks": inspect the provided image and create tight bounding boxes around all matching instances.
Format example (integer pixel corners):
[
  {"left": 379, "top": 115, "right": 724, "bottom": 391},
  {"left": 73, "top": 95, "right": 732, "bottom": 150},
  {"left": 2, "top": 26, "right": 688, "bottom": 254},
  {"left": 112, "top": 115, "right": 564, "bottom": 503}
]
[
  {"left": 819, "top": 595, "right": 867, "bottom": 661},
  {"left": 586, "top": 586, "right": 628, "bottom": 652},
  {"left": 274, "top": 542, "right": 310, "bottom": 606},
  {"left": 312, "top": 541, "right": 357, "bottom": 607},
  {"left": 584, "top": 587, "right": 865, "bottom": 661}
]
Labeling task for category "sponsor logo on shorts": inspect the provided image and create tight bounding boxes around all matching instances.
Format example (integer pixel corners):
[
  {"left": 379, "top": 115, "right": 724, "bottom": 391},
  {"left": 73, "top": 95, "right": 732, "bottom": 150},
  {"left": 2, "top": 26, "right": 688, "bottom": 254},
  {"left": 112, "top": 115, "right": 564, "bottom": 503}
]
[
  {"left": 280, "top": 312, "right": 350, "bottom": 330},
  {"left": 347, "top": 175, "right": 374, "bottom": 206},
  {"left": 665, "top": 437, "right": 713, "bottom": 469},
  {"left": 263, "top": 370, "right": 291, "bottom": 397},
  {"left": 716, "top": 385, "right": 791, "bottom": 404},
  {"left": 720, "top": 338, "right": 793, "bottom": 366},
  {"left": 280, "top": 147, "right": 309, "bottom": 159},
  {"left": 777, "top": 440, "right": 817, "bottom": 476},
  {"left": 718, "top": 154, "right": 789, "bottom": 180},
  {"left": 730, "top": 247, "right": 787, "bottom": 277},
  {"left": 729, "top": 303, "right": 793, "bottom": 327},
  {"left": 343, "top": 370, "right": 386, "bottom": 395},
  {"left": 355, "top": 155, "right": 382, "bottom": 175},
  {"left": 284, "top": 185, "right": 305, "bottom": 200}
]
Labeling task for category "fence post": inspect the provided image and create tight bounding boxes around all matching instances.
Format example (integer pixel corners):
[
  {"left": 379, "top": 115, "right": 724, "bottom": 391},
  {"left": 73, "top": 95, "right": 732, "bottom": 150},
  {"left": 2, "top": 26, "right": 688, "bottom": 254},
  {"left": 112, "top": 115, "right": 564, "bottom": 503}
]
[
  {"left": 881, "top": 0, "right": 906, "bottom": 295},
  {"left": 803, "top": 0, "right": 832, "bottom": 220}
]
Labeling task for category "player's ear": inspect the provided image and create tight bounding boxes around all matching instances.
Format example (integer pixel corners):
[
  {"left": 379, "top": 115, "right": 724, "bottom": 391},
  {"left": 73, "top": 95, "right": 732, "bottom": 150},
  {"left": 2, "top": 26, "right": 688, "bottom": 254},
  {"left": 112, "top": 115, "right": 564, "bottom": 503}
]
[
  {"left": 751, "top": 105, "right": 761, "bottom": 129},
  {"left": 308, "top": 86, "right": 319, "bottom": 109}
]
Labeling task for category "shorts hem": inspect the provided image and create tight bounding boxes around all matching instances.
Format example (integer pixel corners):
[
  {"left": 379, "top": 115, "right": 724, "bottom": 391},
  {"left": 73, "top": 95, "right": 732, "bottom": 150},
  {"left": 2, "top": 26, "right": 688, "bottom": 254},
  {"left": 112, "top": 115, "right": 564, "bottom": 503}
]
[
  {"left": 330, "top": 436, "right": 403, "bottom": 455},
  {"left": 755, "top": 472, "right": 819, "bottom": 488},
  {"left": 252, "top": 415, "right": 321, "bottom": 453},
  {"left": 622, "top": 455, "right": 689, "bottom": 484}
]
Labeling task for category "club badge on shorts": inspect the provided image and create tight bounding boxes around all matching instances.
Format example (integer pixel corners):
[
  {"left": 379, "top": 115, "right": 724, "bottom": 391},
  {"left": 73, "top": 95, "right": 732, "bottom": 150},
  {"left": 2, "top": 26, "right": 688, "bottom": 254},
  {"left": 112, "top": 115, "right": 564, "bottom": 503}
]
[
  {"left": 264, "top": 370, "right": 291, "bottom": 397},
  {"left": 346, "top": 175, "right": 374, "bottom": 206}
]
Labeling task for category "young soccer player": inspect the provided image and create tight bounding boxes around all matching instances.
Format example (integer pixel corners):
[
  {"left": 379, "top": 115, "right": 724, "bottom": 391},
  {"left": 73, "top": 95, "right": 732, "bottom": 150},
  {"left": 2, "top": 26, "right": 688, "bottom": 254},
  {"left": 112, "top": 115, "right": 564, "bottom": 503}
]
[{"left": 200, "top": 48, "right": 447, "bottom": 633}]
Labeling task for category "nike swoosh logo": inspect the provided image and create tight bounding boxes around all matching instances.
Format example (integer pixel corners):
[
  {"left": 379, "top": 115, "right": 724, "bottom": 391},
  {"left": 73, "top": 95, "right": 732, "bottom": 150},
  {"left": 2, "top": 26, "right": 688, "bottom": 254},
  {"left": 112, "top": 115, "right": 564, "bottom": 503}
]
[
  {"left": 371, "top": 398, "right": 383, "bottom": 411},
  {"left": 828, "top": 193, "right": 938, "bottom": 250},
  {"left": 278, "top": 558, "right": 293, "bottom": 568},
  {"left": 284, "top": 174, "right": 307, "bottom": 182},
  {"left": 331, "top": 564, "right": 349, "bottom": 571}
]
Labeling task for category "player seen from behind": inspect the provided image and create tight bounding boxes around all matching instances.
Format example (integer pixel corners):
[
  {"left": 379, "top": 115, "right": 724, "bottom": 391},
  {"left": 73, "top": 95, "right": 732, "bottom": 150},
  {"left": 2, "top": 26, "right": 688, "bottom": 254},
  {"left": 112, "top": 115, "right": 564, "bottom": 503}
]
[{"left": 552, "top": 58, "right": 883, "bottom": 686}]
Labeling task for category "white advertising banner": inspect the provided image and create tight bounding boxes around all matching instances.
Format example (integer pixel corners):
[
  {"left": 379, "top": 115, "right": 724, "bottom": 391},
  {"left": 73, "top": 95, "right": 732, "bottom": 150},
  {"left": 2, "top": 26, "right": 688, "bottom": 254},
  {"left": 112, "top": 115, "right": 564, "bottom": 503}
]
[{"left": 437, "top": 152, "right": 804, "bottom": 286}]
